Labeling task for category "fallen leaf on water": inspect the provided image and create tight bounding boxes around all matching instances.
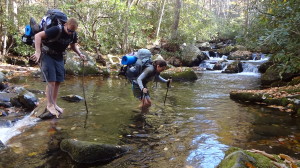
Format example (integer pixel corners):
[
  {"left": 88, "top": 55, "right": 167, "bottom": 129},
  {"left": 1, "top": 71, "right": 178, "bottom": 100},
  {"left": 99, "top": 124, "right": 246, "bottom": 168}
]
[{"left": 245, "top": 162, "right": 256, "bottom": 168}]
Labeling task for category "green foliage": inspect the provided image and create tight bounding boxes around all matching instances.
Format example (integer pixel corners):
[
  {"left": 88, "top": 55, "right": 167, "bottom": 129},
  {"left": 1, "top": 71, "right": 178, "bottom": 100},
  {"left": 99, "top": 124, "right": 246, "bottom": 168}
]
[
  {"left": 11, "top": 34, "right": 34, "bottom": 56},
  {"left": 241, "top": 0, "right": 300, "bottom": 74}
]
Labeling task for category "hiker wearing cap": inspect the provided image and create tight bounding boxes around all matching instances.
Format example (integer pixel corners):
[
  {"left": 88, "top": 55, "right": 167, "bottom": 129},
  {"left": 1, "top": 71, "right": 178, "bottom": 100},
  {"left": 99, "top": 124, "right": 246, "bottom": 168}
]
[
  {"left": 30, "top": 18, "right": 86, "bottom": 118},
  {"left": 132, "top": 59, "right": 171, "bottom": 110}
]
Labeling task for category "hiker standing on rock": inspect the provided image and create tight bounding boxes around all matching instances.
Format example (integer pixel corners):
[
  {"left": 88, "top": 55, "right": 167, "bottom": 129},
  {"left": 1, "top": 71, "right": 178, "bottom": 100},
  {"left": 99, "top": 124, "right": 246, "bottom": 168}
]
[
  {"left": 30, "top": 18, "right": 86, "bottom": 118},
  {"left": 132, "top": 59, "right": 171, "bottom": 111}
]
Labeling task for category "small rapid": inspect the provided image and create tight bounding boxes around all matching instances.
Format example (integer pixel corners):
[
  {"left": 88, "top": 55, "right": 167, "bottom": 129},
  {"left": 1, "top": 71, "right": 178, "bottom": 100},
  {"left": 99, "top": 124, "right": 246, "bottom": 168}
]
[{"left": 0, "top": 112, "right": 39, "bottom": 144}]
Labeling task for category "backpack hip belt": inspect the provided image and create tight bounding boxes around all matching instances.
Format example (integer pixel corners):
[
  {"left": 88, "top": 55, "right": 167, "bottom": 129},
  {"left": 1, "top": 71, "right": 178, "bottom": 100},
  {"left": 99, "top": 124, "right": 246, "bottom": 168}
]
[{"left": 42, "top": 45, "right": 65, "bottom": 55}]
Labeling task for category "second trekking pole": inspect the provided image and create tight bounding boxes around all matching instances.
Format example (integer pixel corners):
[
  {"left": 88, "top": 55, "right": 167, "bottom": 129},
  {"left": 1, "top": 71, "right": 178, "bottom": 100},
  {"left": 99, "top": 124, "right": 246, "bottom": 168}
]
[
  {"left": 82, "top": 60, "right": 90, "bottom": 128},
  {"left": 164, "top": 77, "right": 172, "bottom": 106}
]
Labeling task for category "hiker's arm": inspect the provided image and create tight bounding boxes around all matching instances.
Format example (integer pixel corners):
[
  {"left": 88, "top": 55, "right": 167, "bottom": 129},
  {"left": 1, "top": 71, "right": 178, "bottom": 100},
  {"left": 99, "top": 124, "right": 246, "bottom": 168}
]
[
  {"left": 137, "top": 67, "right": 153, "bottom": 92},
  {"left": 30, "top": 31, "right": 47, "bottom": 63},
  {"left": 155, "top": 75, "right": 168, "bottom": 83},
  {"left": 70, "top": 43, "right": 86, "bottom": 60}
]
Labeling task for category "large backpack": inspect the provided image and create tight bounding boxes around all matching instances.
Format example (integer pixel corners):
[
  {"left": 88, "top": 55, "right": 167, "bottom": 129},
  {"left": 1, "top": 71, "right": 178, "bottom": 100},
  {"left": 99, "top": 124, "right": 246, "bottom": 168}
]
[
  {"left": 119, "top": 49, "right": 153, "bottom": 82},
  {"left": 21, "top": 9, "right": 68, "bottom": 46}
]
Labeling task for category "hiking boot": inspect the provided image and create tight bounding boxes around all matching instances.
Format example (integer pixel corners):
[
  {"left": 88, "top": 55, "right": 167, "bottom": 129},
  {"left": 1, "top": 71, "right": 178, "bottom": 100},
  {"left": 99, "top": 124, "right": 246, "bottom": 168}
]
[{"left": 30, "top": 17, "right": 40, "bottom": 34}]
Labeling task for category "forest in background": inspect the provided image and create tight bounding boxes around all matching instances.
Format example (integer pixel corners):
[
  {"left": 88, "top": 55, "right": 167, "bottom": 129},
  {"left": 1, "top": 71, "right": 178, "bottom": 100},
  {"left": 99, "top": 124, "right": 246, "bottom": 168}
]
[{"left": 0, "top": 0, "right": 299, "bottom": 75}]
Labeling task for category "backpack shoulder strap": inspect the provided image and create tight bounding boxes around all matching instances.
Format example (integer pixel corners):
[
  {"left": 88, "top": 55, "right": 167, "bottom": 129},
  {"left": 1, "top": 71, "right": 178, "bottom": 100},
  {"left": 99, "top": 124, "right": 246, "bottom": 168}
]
[{"left": 47, "top": 24, "right": 63, "bottom": 43}]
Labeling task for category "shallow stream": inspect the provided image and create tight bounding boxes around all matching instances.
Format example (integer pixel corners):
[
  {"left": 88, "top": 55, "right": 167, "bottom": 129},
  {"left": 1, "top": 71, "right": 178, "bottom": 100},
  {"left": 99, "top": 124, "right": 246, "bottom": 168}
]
[{"left": 0, "top": 71, "right": 299, "bottom": 168}]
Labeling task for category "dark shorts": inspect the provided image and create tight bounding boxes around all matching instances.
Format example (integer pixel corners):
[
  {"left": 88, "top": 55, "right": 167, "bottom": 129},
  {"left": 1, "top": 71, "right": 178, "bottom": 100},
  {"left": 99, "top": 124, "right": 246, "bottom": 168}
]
[
  {"left": 40, "top": 54, "right": 65, "bottom": 82},
  {"left": 132, "top": 83, "right": 150, "bottom": 100}
]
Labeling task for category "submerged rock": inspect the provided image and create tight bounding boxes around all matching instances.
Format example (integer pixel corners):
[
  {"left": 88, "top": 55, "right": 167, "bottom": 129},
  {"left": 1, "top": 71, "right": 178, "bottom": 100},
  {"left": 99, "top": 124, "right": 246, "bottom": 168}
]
[
  {"left": 60, "top": 139, "right": 129, "bottom": 163},
  {"left": 61, "top": 95, "right": 84, "bottom": 102}
]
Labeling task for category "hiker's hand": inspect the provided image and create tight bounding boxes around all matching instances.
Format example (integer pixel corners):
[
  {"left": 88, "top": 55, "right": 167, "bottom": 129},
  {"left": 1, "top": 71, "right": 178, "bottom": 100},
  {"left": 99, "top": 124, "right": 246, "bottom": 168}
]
[
  {"left": 30, "top": 51, "right": 41, "bottom": 63},
  {"left": 79, "top": 53, "right": 86, "bottom": 60},
  {"left": 167, "top": 78, "right": 172, "bottom": 88},
  {"left": 142, "top": 88, "right": 148, "bottom": 94}
]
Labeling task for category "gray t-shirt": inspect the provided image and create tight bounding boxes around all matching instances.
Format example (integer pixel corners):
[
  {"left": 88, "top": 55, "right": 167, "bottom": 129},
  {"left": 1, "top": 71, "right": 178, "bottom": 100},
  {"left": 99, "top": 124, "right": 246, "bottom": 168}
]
[{"left": 136, "top": 65, "right": 168, "bottom": 90}]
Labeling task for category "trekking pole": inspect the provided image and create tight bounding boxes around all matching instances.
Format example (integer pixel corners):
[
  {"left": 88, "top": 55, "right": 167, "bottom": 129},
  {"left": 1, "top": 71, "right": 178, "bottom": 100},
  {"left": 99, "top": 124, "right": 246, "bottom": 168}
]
[
  {"left": 82, "top": 60, "right": 90, "bottom": 128},
  {"left": 163, "top": 77, "right": 172, "bottom": 106}
]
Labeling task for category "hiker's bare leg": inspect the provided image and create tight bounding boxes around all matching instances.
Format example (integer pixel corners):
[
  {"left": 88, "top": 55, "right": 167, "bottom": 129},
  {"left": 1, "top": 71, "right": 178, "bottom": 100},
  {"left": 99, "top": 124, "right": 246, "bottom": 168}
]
[
  {"left": 140, "top": 97, "right": 151, "bottom": 114},
  {"left": 53, "top": 82, "right": 63, "bottom": 113},
  {"left": 46, "top": 82, "right": 59, "bottom": 117}
]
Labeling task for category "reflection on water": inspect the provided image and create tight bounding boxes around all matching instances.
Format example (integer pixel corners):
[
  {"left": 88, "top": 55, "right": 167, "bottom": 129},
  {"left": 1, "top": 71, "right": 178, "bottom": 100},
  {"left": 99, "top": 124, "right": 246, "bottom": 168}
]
[{"left": 187, "top": 133, "right": 228, "bottom": 168}]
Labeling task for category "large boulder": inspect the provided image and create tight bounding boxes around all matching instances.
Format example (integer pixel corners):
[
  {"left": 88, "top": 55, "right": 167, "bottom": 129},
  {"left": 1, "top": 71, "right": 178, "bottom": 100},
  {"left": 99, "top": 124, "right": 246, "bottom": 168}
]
[
  {"left": 180, "top": 44, "right": 207, "bottom": 67},
  {"left": 65, "top": 52, "right": 101, "bottom": 76},
  {"left": 2, "top": 86, "right": 38, "bottom": 110},
  {"left": 228, "top": 50, "right": 252, "bottom": 60},
  {"left": 222, "top": 61, "right": 243, "bottom": 73},
  {"left": 60, "top": 139, "right": 129, "bottom": 163}
]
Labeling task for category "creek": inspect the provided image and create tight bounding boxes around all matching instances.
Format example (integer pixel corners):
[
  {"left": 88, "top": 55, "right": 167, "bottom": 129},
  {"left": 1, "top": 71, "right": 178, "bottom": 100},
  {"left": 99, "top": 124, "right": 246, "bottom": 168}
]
[{"left": 0, "top": 65, "right": 299, "bottom": 168}]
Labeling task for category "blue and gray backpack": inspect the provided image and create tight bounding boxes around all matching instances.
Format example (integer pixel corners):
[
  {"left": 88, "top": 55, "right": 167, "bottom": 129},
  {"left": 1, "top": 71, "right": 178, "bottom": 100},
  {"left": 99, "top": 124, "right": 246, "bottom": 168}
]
[{"left": 119, "top": 49, "right": 153, "bottom": 83}]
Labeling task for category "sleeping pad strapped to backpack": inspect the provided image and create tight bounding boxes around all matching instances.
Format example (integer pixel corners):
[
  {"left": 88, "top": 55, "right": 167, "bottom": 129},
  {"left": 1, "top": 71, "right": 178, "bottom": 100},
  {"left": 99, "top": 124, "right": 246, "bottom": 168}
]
[{"left": 119, "top": 49, "right": 153, "bottom": 83}]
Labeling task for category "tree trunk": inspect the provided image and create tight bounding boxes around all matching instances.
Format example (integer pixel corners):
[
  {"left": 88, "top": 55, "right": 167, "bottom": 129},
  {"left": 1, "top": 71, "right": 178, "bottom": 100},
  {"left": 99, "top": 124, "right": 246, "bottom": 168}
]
[
  {"left": 156, "top": 0, "right": 166, "bottom": 39},
  {"left": 244, "top": 0, "right": 249, "bottom": 35},
  {"left": 1, "top": 0, "right": 9, "bottom": 60},
  {"left": 13, "top": 0, "right": 18, "bottom": 29},
  {"left": 171, "top": 0, "right": 181, "bottom": 40}
]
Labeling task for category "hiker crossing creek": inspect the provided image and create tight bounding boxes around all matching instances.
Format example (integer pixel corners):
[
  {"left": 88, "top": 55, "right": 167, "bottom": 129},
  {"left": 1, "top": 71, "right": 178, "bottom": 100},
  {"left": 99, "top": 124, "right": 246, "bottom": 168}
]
[{"left": 0, "top": 71, "right": 299, "bottom": 167}]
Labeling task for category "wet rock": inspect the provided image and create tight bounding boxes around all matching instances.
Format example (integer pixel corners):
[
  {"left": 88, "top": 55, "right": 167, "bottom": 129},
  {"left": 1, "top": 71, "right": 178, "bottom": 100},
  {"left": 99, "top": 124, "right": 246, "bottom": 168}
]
[
  {"left": 213, "top": 62, "right": 223, "bottom": 70},
  {"left": 222, "top": 61, "right": 243, "bottom": 73},
  {"left": 0, "top": 120, "right": 13, "bottom": 127},
  {"left": 161, "top": 67, "right": 198, "bottom": 81},
  {"left": 60, "top": 139, "right": 129, "bottom": 163},
  {"left": 61, "top": 95, "right": 83, "bottom": 102},
  {"left": 0, "top": 71, "right": 7, "bottom": 83},
  {"left": 0, "top": 92, "right": 16, "bottom": 102},
  {"left": 0, "top": 140, "right": 5, "bottom": 150},
  {"left": 0, "top": 83, "right": 8, "bottom": 91},
  {"left": 0, "top": 101, "right": 12, "bottom": 108},
  {"left": 14, "top": 87, "right": 38, "bottom": 110}
]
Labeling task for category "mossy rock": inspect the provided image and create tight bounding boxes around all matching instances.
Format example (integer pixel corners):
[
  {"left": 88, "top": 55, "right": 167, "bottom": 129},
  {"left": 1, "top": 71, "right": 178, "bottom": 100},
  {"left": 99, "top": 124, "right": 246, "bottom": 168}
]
[
  {"left": 230, "top": 91, "right": 264, "bottom": 103},
  {"left": 160, "top": 67, "right": 198, "bottom": 81},
  {"left": 218, "top": 147, "right": 277, "bottom": 168}
]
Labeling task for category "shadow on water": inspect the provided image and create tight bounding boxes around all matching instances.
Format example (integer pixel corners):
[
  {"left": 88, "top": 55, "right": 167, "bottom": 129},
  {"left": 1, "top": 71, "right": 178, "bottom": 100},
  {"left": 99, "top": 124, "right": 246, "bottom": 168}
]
[{"left": 0, "top": 72, "right": 299, "bottom": 168}]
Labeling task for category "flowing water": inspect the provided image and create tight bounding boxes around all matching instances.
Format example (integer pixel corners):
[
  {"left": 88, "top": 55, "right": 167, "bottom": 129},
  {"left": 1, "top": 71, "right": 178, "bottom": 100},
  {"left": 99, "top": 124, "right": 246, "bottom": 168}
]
[{"left": 0, "top": 70, "right": 300, "bottom": 168}]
